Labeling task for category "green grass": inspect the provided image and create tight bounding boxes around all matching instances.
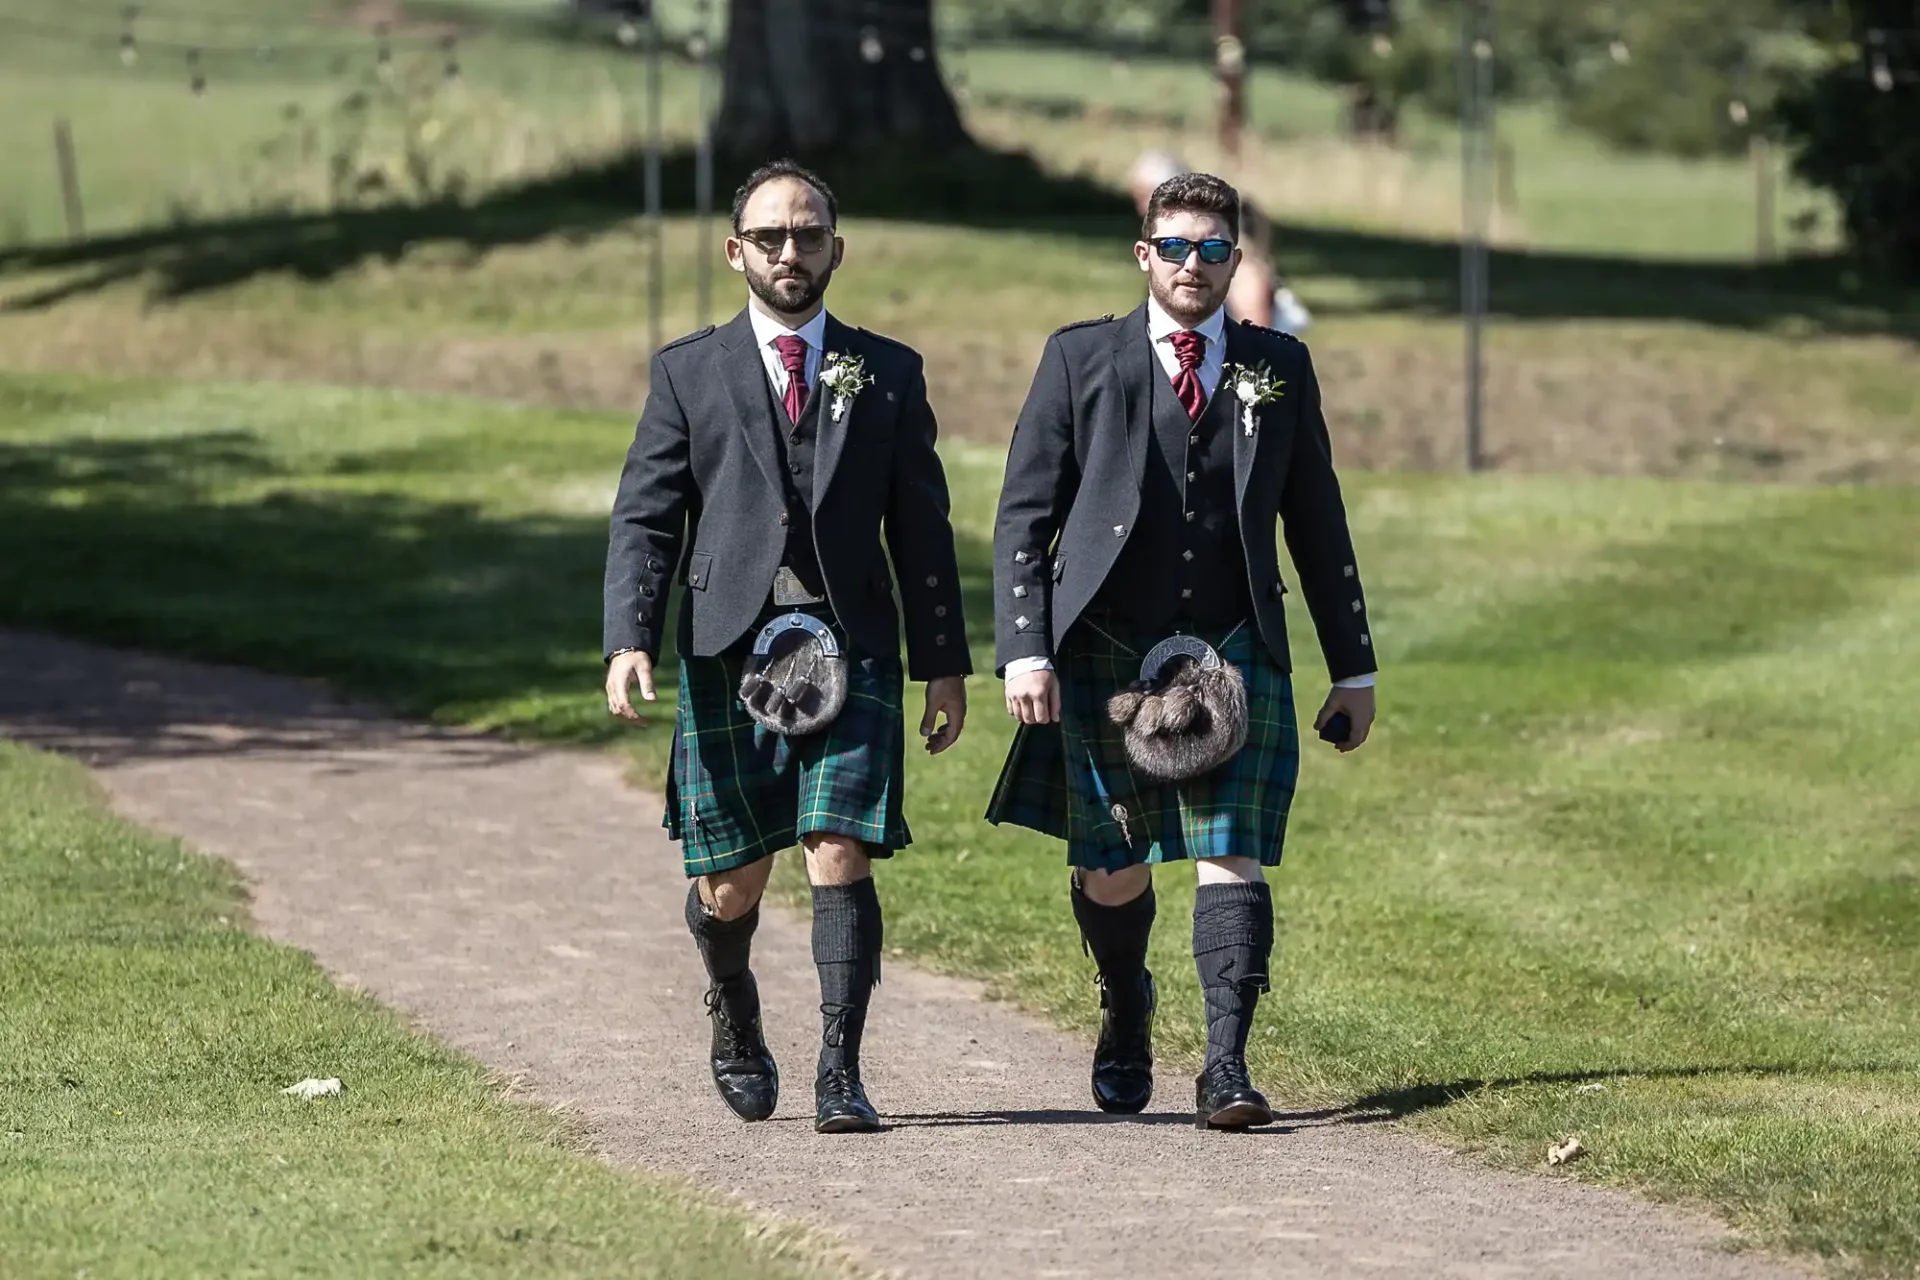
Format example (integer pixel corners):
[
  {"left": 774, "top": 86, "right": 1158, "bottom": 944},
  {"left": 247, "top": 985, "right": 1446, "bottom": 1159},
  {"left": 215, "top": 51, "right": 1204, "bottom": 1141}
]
[
  {"left": 0, "top": 737, "right": 851, "bottom": 1279},
  {"left": 3, "top": 366, "right": 1918, "bottom": 1274},
  {"left": 0, "top": 0, "right": 1846, "bottom": 260}
]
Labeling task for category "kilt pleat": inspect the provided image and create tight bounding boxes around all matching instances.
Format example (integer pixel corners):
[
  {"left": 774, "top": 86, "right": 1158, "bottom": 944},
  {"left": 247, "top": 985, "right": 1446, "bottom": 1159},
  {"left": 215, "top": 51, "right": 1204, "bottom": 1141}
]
[{"left": 985, "top": 615, "right": 1299, "bottom": 871}]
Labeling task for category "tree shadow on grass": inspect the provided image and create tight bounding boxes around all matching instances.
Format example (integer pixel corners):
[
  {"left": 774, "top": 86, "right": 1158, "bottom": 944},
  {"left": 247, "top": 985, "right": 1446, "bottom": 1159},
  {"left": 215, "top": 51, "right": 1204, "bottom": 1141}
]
[
  {"left": 1309, "top": 1062, "right": 1913, "bottom": 1126},
  {"left": 1, "top": 138, "right": 1914, "bottom": 340},
  {"left": 0, "top": 429, "right": 1000, "bottom": 759}
]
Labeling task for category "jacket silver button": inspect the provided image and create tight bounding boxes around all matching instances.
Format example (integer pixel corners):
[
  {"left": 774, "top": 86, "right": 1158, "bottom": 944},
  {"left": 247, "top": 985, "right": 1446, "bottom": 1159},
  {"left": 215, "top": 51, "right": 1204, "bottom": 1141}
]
[
  {"left": 935, "top": 605, "right": 948, "bottom": 617},
  {"left": 926, "top": 575, "right": 939, "bottom": 588},
  {"left": 1113, "top": 525, "right": 1125, "bottom": 536},
  {"left": 1013, "top": 585, "right": 1028, "bottom": 598},
  {"left": 1015, "top": 615, "right": 1031, "bottom": 630},
  {"left": 1014, "top": 551, "right": 1031, "bottom": 564},
  {"left": 935, "top": 634, "right": 948, "bottom": 646}
]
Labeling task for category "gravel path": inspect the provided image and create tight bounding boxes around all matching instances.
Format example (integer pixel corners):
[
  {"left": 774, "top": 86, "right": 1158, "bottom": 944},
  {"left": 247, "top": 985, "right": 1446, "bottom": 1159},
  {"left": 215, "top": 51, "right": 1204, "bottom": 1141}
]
[{"left": 0, "top": 629, "right": 1810, "bottom": 1280}]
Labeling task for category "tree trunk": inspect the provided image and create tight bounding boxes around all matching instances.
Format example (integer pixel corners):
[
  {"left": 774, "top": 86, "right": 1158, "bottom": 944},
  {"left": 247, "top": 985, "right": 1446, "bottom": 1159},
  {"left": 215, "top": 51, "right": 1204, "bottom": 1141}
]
[{"left": 716, "top": 0, "right": 969, "bottom": 157}]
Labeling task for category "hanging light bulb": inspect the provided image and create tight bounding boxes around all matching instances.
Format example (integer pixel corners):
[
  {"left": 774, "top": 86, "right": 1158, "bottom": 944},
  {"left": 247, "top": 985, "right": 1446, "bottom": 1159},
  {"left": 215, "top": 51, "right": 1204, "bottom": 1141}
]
[{"left": 859, "top": 27, "right": 885, "bottom": 64}]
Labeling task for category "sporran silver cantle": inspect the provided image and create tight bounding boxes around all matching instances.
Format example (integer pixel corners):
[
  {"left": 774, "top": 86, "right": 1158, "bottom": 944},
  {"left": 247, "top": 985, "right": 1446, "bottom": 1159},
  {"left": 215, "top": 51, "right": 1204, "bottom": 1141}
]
[{"left": 737, "top": 612, "right": 849, "bottom": 737}]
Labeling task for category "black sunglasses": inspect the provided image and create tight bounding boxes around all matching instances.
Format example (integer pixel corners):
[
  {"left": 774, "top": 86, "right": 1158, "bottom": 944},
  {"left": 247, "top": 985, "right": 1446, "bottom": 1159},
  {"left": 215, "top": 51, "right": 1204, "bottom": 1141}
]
[
  {"left": 1149, "top": 236, "right": 1234, "bottom": 265},
  {"left": 738, "top": 225, "right": 835, "bottom": 255}
]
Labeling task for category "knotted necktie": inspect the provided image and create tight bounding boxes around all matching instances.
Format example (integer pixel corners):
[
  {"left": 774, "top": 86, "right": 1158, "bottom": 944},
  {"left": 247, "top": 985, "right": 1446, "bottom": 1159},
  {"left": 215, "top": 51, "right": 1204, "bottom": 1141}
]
[
  {"left": 772, "top": 334, "right": 809, "bottom": 423},
  {"left": 1169, "top": 329, "right": 1208, "bottom": 420}
]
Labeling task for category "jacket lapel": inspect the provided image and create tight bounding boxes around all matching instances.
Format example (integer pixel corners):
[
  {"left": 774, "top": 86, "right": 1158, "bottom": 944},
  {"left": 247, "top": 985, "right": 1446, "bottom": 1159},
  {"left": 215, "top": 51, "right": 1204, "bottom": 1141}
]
[
  {"left": 1222, "top": 317, "right": 1264, "bottom": 514},
  {"left": 715, "top": 308, "right": 784, "bottom": 498},
  {"left": 812, "top": 314, "right": 858, "bottom": 510},
  {"left": 1110, "top": 301, "right": 1155, "bottom": 493}
]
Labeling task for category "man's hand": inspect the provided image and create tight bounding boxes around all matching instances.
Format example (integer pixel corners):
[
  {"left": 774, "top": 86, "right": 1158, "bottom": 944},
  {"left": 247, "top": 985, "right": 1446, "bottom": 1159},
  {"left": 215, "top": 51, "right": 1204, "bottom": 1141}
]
[
  {"left": 921, "top": 676, "right": 967, "bottom": 754},
  {"left": 1314, "top": 684, "right": 1374, "bottom": 753},
  {"left": 1005, "top": 670, "right": 1061, "bottom": 726},
  {"left": 606, "top": 650, "right": 656, "bottom": 721}
]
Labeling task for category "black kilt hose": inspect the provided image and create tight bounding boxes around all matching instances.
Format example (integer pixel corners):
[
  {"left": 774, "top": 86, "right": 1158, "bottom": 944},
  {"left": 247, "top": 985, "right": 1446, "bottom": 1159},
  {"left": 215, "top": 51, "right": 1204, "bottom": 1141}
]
[
  {"left": 986, "top": 616, "right": 1300, "bottom": 873},
  {"left": 663, "top": 608, "right": 910, "bottom": 878}
]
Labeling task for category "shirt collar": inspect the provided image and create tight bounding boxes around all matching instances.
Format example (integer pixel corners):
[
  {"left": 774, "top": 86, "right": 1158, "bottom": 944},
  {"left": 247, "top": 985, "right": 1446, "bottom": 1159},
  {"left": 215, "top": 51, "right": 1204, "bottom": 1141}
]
[
  {"left": 1145, "top": 294, "right": 1228, "bottom": 349},
  {"left": 748, "top": 304, "right": 829, "bottom": 354}
]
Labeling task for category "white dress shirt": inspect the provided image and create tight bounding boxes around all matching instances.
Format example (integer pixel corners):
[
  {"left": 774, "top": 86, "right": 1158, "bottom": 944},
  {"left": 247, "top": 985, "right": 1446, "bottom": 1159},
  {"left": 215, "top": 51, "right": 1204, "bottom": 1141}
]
[
  {"left": 747, "top": 304, "right": 828, "bottom": 404},
  {"left": 1005, "top": 298, "right": 1375, "bottom": 691}
]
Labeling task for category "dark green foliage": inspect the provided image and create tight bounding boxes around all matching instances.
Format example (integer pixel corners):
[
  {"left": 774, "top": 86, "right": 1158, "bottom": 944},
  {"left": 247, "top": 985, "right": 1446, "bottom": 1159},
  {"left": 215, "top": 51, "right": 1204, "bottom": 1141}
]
[{"left": 1778, "top": 1, "right": 1920, "bottom": 281}]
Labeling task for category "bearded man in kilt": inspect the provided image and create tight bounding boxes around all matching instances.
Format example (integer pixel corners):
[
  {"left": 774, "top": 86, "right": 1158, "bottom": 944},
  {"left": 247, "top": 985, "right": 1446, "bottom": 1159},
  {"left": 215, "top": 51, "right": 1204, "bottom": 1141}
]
[
  {"left": 986, "top": 172, "right": 1376, "bottom": 1130},
  {"left": 604, "top": 160, "right": 970, "bottom": 1134}
]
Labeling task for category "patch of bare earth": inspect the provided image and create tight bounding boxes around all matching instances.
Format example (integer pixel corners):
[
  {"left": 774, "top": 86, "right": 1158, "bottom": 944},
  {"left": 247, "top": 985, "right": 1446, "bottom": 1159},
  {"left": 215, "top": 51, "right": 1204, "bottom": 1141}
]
[{"left": 3, "top": 287, "right": 1913, "bottom": 484}]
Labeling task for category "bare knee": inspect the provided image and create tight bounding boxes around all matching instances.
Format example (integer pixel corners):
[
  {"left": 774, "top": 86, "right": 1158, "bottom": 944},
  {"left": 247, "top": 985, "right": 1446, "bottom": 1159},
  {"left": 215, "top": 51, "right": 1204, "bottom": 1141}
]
[
  {"left": 701, "top": 859, "right": 773, "bottom": 921},
  {"left": 803, "top": 833, "right": 872, "bottom": 886},
  {"left": 1079, "top": 864, "right": 1153, "bottom": 907},
  {"left": 1195, "top": 856, "right": 1264, "bottom": 886}
]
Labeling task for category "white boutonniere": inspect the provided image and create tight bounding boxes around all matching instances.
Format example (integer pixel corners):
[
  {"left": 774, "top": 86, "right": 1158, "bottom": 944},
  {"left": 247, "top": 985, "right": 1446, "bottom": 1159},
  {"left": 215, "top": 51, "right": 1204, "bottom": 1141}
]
[
  {"left": 818, "top": 352, "right": 874, "bottom": 423},
  {"left": 1222, "top": 360, "right": 1285, "bottom": 436}
]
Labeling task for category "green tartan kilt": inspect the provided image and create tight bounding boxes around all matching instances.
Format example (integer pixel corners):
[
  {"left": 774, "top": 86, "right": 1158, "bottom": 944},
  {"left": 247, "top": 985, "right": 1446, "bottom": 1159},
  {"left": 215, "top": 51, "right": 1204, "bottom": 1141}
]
[
  {"left": 985, "top": 614, "right": 1299, "bottom": 872},
  {"left": 663, "top": 611, "right": 909, "bottom": 878}
]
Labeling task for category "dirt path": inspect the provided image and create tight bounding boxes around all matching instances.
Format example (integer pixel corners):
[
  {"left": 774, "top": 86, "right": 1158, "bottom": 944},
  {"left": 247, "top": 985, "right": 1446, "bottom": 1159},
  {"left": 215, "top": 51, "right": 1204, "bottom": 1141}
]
[{"left": 0, "top": 629, "right": 1810, "bottom": 1280}]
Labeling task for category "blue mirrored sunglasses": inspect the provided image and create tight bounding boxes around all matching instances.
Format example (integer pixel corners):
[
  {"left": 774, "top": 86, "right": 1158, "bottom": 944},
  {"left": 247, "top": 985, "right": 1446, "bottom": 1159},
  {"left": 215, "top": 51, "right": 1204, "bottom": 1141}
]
[{"left": 1149, "top": 236, "right": 1234, "bottom": 265}]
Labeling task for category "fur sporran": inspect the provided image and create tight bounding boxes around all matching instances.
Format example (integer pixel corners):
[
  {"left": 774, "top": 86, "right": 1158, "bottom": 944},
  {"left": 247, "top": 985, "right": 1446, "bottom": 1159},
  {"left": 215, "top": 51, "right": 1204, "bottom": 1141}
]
[
  {"left": 1106, "top": 641, "right": 1250, "bottom": 784},
  {"left": 737, "top": 613, "right": 849, "bottom": 737}
]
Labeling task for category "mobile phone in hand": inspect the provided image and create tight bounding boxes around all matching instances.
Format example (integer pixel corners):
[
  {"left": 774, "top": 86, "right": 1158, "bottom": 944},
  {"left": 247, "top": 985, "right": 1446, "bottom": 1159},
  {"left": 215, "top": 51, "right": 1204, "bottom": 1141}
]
[{"left": 1318, "top": 711, "right": 1351, "bottom": 744}]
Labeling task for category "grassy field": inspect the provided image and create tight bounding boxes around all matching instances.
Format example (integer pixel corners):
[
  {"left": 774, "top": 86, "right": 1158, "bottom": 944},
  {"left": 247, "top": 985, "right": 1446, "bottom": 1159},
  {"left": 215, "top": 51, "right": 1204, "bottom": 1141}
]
[
  {"left": 0, "top": 736, "right": 851, "bottom": 1279},
  {"left": 3, "top": 366, "right": 1918, "bottom": 1274},
  {"left": 4, "top": 2, "right": 1919, "bottom": 1274},
  {"left": 3, "top": 211, "right": 1916, "bottom": 487},
  {"left": 0, "top": 0, "right": 1848, "bottom": 259}
]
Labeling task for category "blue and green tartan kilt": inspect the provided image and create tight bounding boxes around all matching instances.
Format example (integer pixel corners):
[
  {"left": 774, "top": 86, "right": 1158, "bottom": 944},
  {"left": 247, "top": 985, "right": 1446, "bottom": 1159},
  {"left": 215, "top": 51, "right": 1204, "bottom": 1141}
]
[
  {"left": 662, "top": 610, "right": 910, "bottom": 878},
  {"left": 984, "top": 614, "right": 1299, "bottom": 872}
]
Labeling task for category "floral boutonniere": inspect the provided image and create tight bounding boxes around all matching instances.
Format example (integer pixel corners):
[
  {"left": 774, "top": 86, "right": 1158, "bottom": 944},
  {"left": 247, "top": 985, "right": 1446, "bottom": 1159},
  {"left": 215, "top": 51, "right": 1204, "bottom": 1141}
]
[
  {"left": 1221, "top": 360, "right": 1285, "bottom": 436},
  {"left": 818, "top": 352, "right": 874, "bottom": 423}
]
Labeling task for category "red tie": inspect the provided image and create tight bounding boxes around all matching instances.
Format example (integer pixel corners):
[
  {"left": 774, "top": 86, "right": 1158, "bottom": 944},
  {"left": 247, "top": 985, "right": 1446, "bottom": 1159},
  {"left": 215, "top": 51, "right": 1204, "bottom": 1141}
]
[
  {"left": 1169, "top": 329, "right": 1207, "bottom": 420},
  {"left": 773, "top": 334, "right": 809, "bottom": 423}
]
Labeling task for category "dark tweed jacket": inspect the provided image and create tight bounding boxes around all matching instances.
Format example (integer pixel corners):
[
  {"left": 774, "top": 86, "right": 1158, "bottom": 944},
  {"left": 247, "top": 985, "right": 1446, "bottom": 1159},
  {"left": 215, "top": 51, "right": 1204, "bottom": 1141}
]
[
  {"left": 991, "top": 301, "right": 1376, "bottom": 683},
  {"left": 603, "top": 309, "right": 971, "bottom": 682}
]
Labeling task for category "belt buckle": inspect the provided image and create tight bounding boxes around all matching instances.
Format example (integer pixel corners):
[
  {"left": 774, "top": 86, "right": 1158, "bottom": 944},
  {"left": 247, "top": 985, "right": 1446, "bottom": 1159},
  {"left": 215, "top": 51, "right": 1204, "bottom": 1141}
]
[{"left": 772, "top": 566, "right": 825, "bottom": 608}]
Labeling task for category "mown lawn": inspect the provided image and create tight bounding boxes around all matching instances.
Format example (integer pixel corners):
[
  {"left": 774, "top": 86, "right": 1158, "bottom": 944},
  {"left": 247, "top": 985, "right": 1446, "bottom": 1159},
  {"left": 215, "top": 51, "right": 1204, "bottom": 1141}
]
[
  {"left": 0, "top": 737, "right": 851, "bottom": 1279},
  {"left": 3, "top": 367, "right": 1917, "bottom": 1274}
]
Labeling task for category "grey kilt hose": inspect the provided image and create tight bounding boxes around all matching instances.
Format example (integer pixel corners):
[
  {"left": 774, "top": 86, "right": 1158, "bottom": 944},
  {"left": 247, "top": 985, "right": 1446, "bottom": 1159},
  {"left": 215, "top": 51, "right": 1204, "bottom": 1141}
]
[
  {"left": 985, "top": 615, "right": 1300, "bottom": 872},
  {"left": 663, "top": 610, "right": 910, "bottom": 878}
]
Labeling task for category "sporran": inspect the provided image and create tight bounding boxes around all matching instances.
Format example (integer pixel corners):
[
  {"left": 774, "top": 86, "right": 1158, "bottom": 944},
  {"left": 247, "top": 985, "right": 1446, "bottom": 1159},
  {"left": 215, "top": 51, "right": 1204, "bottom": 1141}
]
[
  {"left": 737, "top": 611, "right": 849, "bottom": 737},
  {"left": 1105, "top": 632, "right": 1249, "bottom": 784}
]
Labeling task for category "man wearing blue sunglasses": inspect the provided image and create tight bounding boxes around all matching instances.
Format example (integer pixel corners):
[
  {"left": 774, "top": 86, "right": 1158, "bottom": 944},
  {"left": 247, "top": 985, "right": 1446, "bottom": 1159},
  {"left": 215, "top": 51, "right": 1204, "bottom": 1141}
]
[{"left": 987, "top": 172, "right": 1377, "bottom": 1130}]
